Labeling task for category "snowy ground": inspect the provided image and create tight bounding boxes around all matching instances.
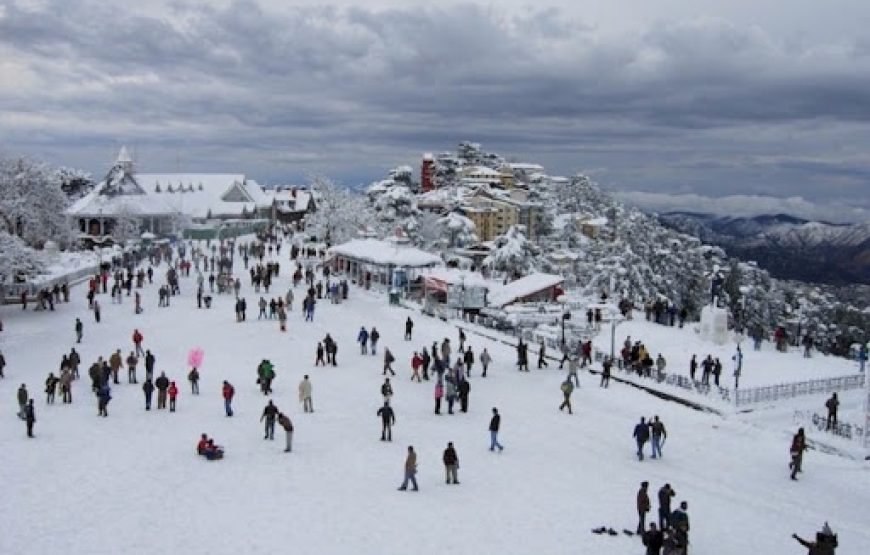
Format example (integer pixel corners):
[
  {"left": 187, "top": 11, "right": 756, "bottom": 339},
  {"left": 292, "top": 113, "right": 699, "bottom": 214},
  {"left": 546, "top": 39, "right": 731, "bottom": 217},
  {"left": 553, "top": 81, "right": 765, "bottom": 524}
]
[{"left": 1, "top": 246, "right": 869, "bottom": 555}]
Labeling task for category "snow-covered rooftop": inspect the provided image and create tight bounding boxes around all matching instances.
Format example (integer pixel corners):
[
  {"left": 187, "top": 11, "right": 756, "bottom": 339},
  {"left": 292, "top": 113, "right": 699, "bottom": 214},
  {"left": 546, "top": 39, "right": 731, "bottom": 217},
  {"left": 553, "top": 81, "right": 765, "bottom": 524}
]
[
  {"left": 488, "top": 272, "right": 564, "bottom": 308},
  {"left": 420, "top": 267, "right": 490, "bottom": 288},
  {"left": 327, "top": 239, "right": 442, "bottom": 268},
  {"left": 67, "top": 172, "right": 270, "bottom": 220}
]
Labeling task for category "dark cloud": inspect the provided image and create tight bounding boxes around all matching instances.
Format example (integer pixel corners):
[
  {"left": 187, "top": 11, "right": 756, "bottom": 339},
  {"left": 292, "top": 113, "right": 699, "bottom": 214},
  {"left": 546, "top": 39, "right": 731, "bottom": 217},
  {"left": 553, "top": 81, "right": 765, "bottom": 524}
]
[{"left": 0, "top": 0, "right": 868, "bottom": 215}]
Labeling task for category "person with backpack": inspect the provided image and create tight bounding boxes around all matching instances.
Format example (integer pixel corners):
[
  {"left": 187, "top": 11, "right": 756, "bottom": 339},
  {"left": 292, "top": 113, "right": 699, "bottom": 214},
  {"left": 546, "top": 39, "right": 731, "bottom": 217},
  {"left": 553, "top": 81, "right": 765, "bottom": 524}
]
[
  {"left": 559, "top": 377, "right": 574, "bottom": 414},
  {"left": 633, "top": 417, "right": 650, "bottom": 460},
  {"left": 443, "top": 442, "right": 459, "bottom": 484},
  {"left": 222, "top": 380, "right": 235, "bottom": 417},
  {"left": 278, "top": 412, "right": 294, "bottom": 452},
  {"left": 383, "top": 348, "right": 396, "bottom": 376},
  {"left": 142, "top": 378, "right": 154, "bottom": 410},
  {"left": 377, "top": 401, "right": 396, "bottom": 441}
]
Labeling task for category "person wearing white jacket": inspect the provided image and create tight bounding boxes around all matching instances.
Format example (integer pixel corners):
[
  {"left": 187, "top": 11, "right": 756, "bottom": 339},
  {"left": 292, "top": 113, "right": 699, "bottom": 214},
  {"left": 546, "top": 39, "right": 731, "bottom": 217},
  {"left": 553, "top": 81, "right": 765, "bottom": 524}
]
[{"left": 298, "top": 375, "right": 313, "bottom": 413}]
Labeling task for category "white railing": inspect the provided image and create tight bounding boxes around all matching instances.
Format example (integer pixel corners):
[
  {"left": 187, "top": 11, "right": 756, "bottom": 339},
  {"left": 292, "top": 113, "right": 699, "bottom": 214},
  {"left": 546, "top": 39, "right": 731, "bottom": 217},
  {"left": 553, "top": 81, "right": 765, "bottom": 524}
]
[{"left": 735, "top": 374, "right": 865, "bottom": 407}]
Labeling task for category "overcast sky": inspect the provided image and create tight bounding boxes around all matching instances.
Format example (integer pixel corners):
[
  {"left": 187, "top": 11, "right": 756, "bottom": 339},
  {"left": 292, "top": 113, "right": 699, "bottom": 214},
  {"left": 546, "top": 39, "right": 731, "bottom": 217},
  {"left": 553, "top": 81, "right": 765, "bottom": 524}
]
[{"left": 1, "top": 0, "right": 869, "bottom": 220}]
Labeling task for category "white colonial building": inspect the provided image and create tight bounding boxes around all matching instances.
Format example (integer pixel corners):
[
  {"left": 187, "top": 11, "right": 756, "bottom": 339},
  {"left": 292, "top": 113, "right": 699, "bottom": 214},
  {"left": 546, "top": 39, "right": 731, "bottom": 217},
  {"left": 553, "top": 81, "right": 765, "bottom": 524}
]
[{"left": 67, "top": 148, "right": 273, "bottom": 241}]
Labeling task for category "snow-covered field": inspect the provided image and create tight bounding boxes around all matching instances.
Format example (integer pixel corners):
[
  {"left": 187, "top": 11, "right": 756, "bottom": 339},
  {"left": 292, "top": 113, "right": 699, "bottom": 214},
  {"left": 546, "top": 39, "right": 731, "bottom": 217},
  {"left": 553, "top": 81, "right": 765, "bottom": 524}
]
[{"left": 1, "top": 247, "right": 868, "bottom": 555}]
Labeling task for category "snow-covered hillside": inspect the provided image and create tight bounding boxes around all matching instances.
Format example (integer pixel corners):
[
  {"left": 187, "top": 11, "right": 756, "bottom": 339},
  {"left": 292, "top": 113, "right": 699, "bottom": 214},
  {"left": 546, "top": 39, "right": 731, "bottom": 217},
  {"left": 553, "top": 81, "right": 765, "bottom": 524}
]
[{"left": 1, "top": 241, "right": 868, "bottom": 555}]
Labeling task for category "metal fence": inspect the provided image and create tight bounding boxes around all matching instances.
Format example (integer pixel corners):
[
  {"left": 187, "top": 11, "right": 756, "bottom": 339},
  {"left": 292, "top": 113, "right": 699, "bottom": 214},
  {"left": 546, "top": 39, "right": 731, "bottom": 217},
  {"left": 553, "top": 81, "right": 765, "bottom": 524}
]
[
  {"left": 793, "top": 410, "right": 865, "bottom": 442},
  {"left": 735, "top": 374, "right": 865, "bottom": 407}
]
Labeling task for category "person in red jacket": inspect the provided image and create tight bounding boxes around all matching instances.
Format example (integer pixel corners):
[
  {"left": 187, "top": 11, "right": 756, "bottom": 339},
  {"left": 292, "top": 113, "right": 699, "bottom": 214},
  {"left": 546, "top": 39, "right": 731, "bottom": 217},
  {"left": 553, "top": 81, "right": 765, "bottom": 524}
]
[
  {"left": 222, "top": 380, "right": 234, "bottom": 417},
  {"left": 197, "top": 433, "right": 209, "bottom": 455},
  {"left": 168, "top": 381, "right": 179, "bottom": 412},
  {"left": 411, "top": 352, "right": 423, "bottom": 382},
  {"left": 132, "top": 329, "right": 144, "bottom": 356}
]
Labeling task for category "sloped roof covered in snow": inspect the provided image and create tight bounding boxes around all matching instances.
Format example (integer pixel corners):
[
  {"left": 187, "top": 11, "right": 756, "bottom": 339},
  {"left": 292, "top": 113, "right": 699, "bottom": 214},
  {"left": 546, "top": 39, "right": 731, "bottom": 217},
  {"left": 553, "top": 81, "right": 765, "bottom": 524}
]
[
  {"left": 488, "top": 273, "right": 564, "bottom": 308},
  {"left": 327, "top": 239, "right": 442, "bottom": 268},
  {"left": 67, "top": 172, "right": 270, "bottom": 219}
]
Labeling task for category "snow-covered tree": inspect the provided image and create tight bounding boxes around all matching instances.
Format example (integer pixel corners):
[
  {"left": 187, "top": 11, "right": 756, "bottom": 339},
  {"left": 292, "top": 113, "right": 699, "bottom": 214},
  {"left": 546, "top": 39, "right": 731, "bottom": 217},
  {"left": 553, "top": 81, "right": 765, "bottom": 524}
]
[
  {"left": 54, "top": 166, "right": 95, "bottom": 200},
  {"left": 437, "top": 211, "right": 478, "bottom": 248},
  {"left": 305, "top": 176, "right": 372, "bottom": 245},
  {"left": 0, "top": 156, "right": 75, "bottom": 249},
  {"left": 0, "top": 230, "right": 45, "bottom": 289},
  {"left": 484, "top": 225, "right": 542, "bottom": 278}
]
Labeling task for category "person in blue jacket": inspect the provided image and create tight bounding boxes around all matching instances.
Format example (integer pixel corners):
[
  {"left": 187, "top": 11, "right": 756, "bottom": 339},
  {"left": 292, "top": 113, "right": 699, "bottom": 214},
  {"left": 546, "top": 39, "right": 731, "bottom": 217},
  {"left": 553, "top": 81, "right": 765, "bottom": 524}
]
[{"left": 97, "top": 384, "right": 112, "bottom": 417}]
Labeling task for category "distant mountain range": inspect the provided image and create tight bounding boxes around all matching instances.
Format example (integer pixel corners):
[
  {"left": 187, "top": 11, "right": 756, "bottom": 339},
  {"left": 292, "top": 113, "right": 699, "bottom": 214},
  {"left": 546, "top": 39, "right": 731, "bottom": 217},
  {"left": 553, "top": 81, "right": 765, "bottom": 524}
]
[{"left": 657, "top": 212, "right": 870, "bottom": 285}]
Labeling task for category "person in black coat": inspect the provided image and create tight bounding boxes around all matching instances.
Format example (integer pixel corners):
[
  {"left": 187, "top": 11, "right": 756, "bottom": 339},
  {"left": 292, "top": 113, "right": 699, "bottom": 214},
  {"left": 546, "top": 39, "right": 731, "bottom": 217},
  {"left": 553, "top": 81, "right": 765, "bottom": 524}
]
[
  {"left": 142, "top": 378, "right": 155, "bottom": 410},
  {"left": 443, "top": 442, "right": 459, "bottom": 484},
  {"left": 458, "top": 379, "right": 470, "bottom": 413},
  {"left": 489, "top": 407, "right": 504, "bottom": 451},
  {"left": 404, "top": 317, "right": 413, "bottom": 341},
  {"left": 155, "top": 373, "right": 170, "bottom": 409},
  {"left": 642, "top": 523, "right": 664, "bottom": 555},
  {"left": 24, "top": 399, "right": 36, "bottom": 437},
  {"left": 377, "top": 401, "right": 395, "bottom": 441}
]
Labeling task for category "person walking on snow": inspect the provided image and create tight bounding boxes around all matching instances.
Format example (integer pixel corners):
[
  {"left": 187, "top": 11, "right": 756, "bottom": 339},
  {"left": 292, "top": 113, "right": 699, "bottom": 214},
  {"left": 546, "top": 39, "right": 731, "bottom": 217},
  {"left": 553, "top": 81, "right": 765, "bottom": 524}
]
[
  {"left": 633, "top": 417, "right": 650, "bottom": 460},
  {"left": 75, "top": 318, "right": 83, "bottom": 343},
  {"left": 657, "top": 483, "right": 675, "bottom": 530},
  {"left": 188, "top": 367, "right": 199, "bottom": 395},
  {"left": 24, "top": 399, "right": 36, "bottom": 437},
  {"left": 383, "top": 348, "right": 396, "bottom": 376},
  {"left": 155, "top": 373, "right": 170, "bottom": 409},
  {"left": 650, "top": 416, "right": 667, "bottom": 459},
  {"left": 298, "top": 375, "right": 313, "bottom": 413},
  {"left": 411, "top": 352, "right": 423, "bottom": 382},
  {"left": 397, "top": 446, "right": 418, "bottom": 491},
  {"left": 315, "top": 342, "right": 326, "bottom": 366},
  {"left": 261, "top": 400, "right": 279, "bottom": 440},
  {"left": 443, "top": 442, "right": 459, "bottom": 484},
  {"left": 142, "top": 378, "right": 154, "bottom": 410},
  {"left": 434, "top": 380, "right": 444, "bottom": 414},
  {"left": 370, "top": 327, "right": 380, "bottom": 355},
  {"left": 278, "top": 412, "right": 294, "bottom": 452},
  {"left": 377, "top": 401, "right": 396, "bottom": 441},
  {"left": 825, "top": 393, "right": 839, "bottom": 431},
  {"left": 222, "top": 380, "right": 235, "bottom": 416},
  {"left": 559, "top": 377, "right": 574, "bottom": 414},
  {"left": 132, "top": 329, "right": 144, "bottom": 356},
  {"left": 357, "top": 327, "right": 369, "bottom": 354},
  {"left": 405, "top": 317, "right": 413, "bottom": 340},
  {"left": 480, "top": 348, "right": 492, "bottom": 377},
  {"left": 790, "top": 427, "right": 807, "bottom": 480},
  {"left": 537, "top": 340, "right": 548, "bottom": 368},
  {"left": 381, "top": 378, "right": 393, "bottom": 402},
  {"left": 489, "top": 407, "right": 504, "bottom": 451},
  {"left": 637, "top": 481, "right": 651, "bottom": 534},
  {"left": 17, "top": 384, "right": 29, "bottom": 419},
  {"left": 126, "top": 352, "right": 139, "bottom": 384},
  {"left": 168, "top": 381, "right": 179, "bottom": 412},
  {"left": 567, "top": 357, "right": 580, "bottom": 387}
]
